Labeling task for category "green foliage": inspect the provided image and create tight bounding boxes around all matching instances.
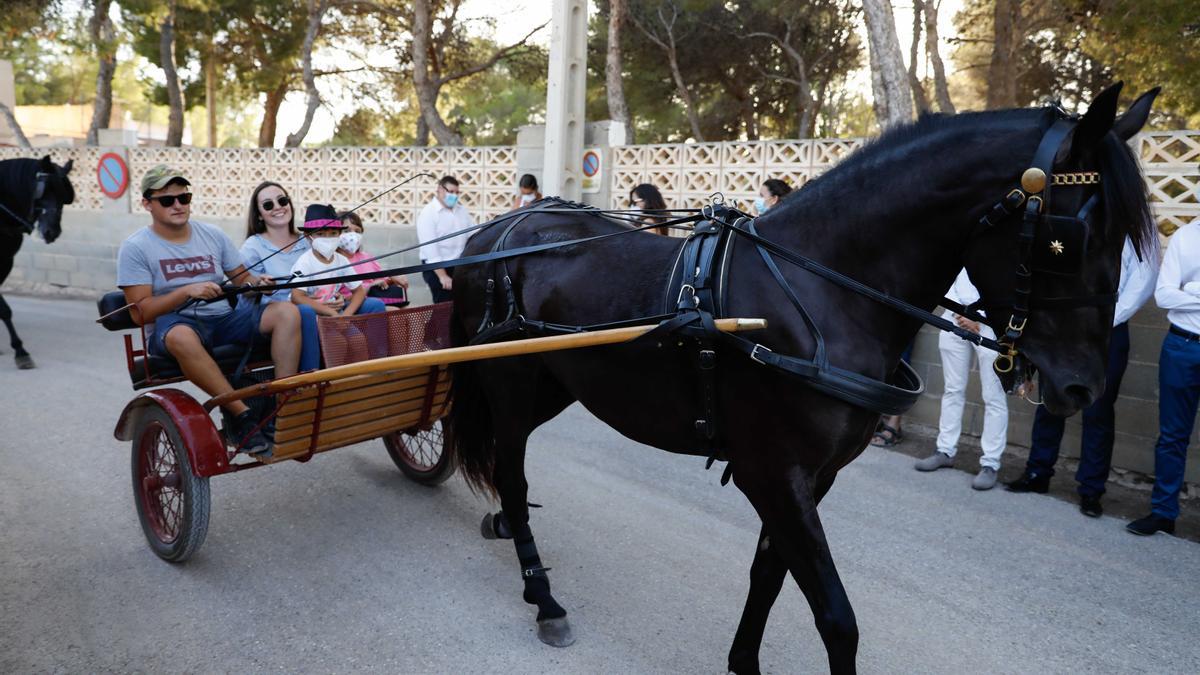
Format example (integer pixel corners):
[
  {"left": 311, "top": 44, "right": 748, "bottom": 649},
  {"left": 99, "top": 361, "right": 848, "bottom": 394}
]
[
  {"left": 1074, "top": 0, "right": 1200, "bottom": 124},
  {"left": 445, "top": 53, "right": 547, "bottom": 145},
  {"left": 953, "top": 0, "right": 1198, "bottom": 124},
  {"left": 590, "top": 0, "right": 863, "bottom": 141}
]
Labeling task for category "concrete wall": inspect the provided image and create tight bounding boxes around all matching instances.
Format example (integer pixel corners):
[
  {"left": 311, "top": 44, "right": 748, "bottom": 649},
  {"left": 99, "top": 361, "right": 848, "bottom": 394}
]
[{"left": 904, "top": 305, "right": 1200, "bottom": 484}]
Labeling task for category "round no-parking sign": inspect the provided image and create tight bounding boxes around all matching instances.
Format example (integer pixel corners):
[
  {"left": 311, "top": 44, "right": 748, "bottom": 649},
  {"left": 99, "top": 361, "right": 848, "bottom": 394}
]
[
  {"left": 97, "top": 152, "right": 129, "bottom": 199},
  {"left": 581, "top": 148, "right": 602, "bottom": 194}
]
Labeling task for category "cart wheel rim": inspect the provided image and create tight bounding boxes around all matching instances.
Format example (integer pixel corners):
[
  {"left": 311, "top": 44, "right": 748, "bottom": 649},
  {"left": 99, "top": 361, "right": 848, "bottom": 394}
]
[
  {"left": 137, "top": 421, "right": 184, "bottom": 544},
  {"left": 396, "top": 422, "right": 445, "bottom": 472}
]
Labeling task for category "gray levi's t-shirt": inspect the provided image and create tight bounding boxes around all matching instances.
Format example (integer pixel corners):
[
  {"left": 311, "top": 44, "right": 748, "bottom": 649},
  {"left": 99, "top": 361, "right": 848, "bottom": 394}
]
[{"left": 117, "top": 220, "right": 245, "bottom": 320}]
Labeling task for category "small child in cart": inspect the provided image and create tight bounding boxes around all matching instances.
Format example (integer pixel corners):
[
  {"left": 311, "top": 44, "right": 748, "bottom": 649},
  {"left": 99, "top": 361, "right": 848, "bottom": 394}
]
[
  {"left": 290, "top": 204, "right": 387, "bottom": 317},
  {"left": 337, "top": 210, "right": 410, "bottom": 308}
]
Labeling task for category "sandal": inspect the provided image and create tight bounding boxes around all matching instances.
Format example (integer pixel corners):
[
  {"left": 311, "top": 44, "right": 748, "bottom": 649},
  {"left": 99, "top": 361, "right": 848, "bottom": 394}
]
[{"left": 869, "top": 423, "right": 903, "bottom": 448}]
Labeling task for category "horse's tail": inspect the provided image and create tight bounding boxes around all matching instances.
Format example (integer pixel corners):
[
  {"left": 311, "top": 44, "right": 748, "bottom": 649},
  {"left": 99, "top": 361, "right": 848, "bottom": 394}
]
[{"left": 447, "top": 311, "right": 499, "bottom": 497}]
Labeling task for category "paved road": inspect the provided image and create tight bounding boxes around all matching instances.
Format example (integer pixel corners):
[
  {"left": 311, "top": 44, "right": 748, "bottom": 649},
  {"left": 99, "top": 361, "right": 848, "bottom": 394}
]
[{"left": 2, "top": 294, "right": 1198, "bottom": 673}]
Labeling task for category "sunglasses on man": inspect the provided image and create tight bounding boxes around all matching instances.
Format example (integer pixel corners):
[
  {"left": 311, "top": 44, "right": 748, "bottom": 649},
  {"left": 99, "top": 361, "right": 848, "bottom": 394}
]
[
  {"left": 148, "top": 192, "right": 193, "bottom": 208},
  {"left": 260, "top": 195, "right": 291, "bottom": 212}
]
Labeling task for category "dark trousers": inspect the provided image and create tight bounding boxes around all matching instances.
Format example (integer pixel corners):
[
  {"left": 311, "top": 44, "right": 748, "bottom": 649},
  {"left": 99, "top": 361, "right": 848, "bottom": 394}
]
[
  {"left": 422, "top": 265, "right": 453, "bottom": 304},
  {"left": 1150, "top": 329, "right": 1200, "bottom": 520},
  {"left": 1026, "top": 322, "right": 1131, "bottom": 497}
]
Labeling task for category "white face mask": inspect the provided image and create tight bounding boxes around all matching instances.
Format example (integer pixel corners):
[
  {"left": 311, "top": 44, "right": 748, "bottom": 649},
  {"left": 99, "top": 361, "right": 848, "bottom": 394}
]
[
  {"left": 312, "top": 237, "right": 340, "bottom": 258},
  {"left": 339, "top": 231, "right": 362, "bottom": 253},
  {"left": 519, "top": 193, "right": 535, "bottom": 205}
]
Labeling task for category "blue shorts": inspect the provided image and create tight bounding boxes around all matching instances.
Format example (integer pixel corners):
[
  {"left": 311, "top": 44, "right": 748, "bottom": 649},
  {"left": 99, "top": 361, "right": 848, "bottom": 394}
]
[{"left": 149, "top": 299, "right": 264, "bottom": 358}]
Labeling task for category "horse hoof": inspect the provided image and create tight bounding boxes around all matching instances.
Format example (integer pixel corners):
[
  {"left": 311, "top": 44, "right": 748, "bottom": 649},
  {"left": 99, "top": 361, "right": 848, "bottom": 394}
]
[
  {"left": 537, "top": 616, "right": 575, "bottom": 647},
  {"left": 481, "top": 513, "right": 498, "bottom": 540},
  {"left": 15, "top": 354, "right": 35, "bottom": 370}
]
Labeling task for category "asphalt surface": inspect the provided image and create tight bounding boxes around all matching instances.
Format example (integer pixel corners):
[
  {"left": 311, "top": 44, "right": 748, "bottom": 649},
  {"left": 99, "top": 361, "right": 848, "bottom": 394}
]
[{"left": 2, "top": 294, "right": 1199, "bottom": 673}]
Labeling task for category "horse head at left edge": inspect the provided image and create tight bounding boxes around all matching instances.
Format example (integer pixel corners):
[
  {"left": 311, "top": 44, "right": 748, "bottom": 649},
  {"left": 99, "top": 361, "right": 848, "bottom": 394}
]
[{"left": 32, "top": 155, "right": 75, "bottom": 244}]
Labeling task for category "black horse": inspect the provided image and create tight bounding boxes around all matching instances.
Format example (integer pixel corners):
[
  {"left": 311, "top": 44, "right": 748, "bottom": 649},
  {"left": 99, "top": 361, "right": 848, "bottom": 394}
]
[
  {"left": 0, "top": 155, "right": 75, "bottom": 369},
  {"left": 447, "top": 84, "right": 1158, "bottom": 673}
]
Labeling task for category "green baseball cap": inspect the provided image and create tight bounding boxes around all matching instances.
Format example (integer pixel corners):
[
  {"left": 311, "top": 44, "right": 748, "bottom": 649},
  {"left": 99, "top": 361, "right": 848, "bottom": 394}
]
[{"left": 140, "top": 165, "right": 191, "bottom": 195}]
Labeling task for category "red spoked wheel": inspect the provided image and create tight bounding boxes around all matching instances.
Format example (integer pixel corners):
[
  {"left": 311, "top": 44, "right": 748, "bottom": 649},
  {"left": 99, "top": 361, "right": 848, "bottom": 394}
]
[
  {"left": 131, "top": 406, "right": 210, "bottom": 562},
  {"left": 383, "top": 419, "right": 456, "bottom": 486}
]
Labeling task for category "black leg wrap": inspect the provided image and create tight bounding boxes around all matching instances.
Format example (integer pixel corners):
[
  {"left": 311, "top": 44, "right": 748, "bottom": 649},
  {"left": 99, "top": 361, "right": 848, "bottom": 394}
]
[{"left": 512, "top": 525, "right": 566, "bottom": 621}]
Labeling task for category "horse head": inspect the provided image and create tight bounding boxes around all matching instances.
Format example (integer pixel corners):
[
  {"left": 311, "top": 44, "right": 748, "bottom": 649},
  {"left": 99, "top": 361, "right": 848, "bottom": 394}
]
[
  {"left": 34, "top": 155, "right": 75, "bottom": 244},
  {"left": 962, "top": 83, "right": 1159, "bottom": 416}
]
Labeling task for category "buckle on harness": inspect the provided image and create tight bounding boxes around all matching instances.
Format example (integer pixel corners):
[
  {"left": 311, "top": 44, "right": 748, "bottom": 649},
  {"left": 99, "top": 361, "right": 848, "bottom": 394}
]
[
  {"left": 677, "top": 284, "right": 698, "bottom": 307},
  {"left": 749, "top": 344, "right": 772, "bottom": 365}
]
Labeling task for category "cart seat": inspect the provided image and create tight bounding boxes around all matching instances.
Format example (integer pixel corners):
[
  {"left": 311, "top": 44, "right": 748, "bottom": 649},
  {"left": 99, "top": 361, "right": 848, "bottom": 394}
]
[{"left": 98, "top": 290, "right": 273, "bottom": 389}]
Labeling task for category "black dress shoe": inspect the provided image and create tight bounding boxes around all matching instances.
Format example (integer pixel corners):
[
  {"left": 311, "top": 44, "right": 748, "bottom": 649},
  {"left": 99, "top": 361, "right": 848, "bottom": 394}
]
[
  {"left": 1125, "top": 513, "right": 1175, "bottom": 536},
  {"left": 1079, "top": 494, "right": 1103, "bottom": 518},
  {"left": 1005, "top": 472, "right": 1050, "bottom": 493}
]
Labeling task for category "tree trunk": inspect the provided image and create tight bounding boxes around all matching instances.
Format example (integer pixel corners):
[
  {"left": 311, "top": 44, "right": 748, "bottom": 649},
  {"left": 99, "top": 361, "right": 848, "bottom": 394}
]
[
  {"left": 257, "top": 80, "right": 288, "bottom": 147},
  {"left": 605, "top": 0, "right": 632, "bottom": 144},
  {"left": 0, "top": 102, "right": 31, "bottom": 148},
  {"left": 205, "top": 37, "right": 217, "bottom": 147},
  {"left": 285, "top": 0, "right": 328, "bottom": 148},
  {"left": 666, "top": 47, "right": 703, "bottom": 141},
  {"left": 415, "top": 115, "right": 430, "bottom": 147},
  {"left": 410, "top": 0, "right": 464, "bottom": 146},
  {"left": 85, "top": 0, "right": 115, "bottom": 146},
  {"left": 161, "top": 0, "right": 185, "bottom": 147},
  {"left": 908, "top": 0, "right": 930, "bottom": 115},
  {"left": 986, "top": 0, "right": 1019, "bottom": 109},
  {"left": 925, "top": 0, "right": 955, "bottom": 113},
  {"left": 861, "top": 0, "right": 914, "bottom": 130}
]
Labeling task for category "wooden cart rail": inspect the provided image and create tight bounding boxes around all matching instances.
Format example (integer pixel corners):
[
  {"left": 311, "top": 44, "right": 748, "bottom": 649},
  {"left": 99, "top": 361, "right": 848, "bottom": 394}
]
[{"left": 207, "top": 317, "right": 768, "bottom": 409}]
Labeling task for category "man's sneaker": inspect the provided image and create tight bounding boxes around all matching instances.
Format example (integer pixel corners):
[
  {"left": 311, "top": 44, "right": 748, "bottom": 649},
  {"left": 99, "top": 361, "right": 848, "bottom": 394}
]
[
  {"left": 1125, "top": 513, "right": 1175, "bottom": 536},
  {"left": 1079, "top": 494, "right": 1104, "bottom": 518},
  {"left": 232, "top": 410, "right": 272, "bottom": 456},
  {"left": 1005, "top": 471, "right": 1050, "bottom": 494},
  {"left": 972, "top": 467, "right": 998, "bottom": 490},
  {"left": 914, "top": 452, "right": 954, "bottom": 472}
]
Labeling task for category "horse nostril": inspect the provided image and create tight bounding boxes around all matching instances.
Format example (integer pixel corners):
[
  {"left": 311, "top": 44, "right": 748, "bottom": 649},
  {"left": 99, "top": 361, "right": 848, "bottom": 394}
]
[{"left": 1065, "top": 384, "right": 1095, "bottom": 410}]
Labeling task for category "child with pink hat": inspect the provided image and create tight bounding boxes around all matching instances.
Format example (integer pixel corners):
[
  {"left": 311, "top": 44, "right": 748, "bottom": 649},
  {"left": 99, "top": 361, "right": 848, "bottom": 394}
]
[{"left": 289, "top": 203, "right": 386, "bottom": 316}]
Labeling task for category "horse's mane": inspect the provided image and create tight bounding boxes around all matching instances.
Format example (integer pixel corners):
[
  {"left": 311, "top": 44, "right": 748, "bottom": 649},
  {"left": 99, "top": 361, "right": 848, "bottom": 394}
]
[
  {"left": 776, "top": 107, "right": 1156, "bottom": 259},
  {"left": 0, "top": 158, "right": 39, "bottom": 229}
]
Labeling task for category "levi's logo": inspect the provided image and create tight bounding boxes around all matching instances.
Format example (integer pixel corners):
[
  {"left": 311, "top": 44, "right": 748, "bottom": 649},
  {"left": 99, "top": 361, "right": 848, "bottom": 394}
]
[{"left": 160, "top": 255, "right": 216, "bottom": 281}]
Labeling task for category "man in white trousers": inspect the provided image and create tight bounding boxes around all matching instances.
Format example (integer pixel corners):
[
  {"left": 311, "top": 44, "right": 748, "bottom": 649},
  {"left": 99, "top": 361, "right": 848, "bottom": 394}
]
[{"left": 914, "top": 268, "right": 1009, "bottom": 490}]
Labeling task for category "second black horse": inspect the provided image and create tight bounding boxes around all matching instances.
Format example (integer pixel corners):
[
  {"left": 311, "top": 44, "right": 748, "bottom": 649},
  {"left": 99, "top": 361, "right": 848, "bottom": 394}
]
[{"left": 0, "top": 155, "right": 75, "bottom": 369}]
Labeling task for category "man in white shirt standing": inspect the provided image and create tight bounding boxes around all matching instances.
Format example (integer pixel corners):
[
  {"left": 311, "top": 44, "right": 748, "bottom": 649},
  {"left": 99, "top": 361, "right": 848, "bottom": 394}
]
[
  {"left": 914, "top": 268, "right": 1009, "bottom": 490},
  {"left": 1128, "top": 222, "right": 1199, "bottom": 536},
  {"left": 1008, "top": 237, "right": 1158, "bottom": 518},
  {"left": 415, "top": 175, "right": 474, "bottom": 303}
]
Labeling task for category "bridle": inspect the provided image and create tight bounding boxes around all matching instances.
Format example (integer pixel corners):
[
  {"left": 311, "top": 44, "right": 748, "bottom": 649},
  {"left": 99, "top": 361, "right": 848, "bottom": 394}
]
[
  {"left": 956, "top": 114, "right": 1113, "bottom": 391},
  {"left": 0, "top": 171, "right": 51, "bottom": 234}
]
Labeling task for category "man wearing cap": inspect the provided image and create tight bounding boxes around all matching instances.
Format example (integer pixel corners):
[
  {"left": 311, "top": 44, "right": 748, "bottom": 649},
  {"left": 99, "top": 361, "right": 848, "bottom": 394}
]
[{"left": 116, "top": 165, "right": 302, "bottom": 455}]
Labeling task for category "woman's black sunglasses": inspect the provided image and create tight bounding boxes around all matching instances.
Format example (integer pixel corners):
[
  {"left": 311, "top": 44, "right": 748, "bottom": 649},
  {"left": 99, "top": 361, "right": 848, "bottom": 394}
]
[
  {"left": 150, "top": 192, "right": 193, "bottom": 207},
  {"left": 260, "top": 196, "right": 291, "bottom": 212}
]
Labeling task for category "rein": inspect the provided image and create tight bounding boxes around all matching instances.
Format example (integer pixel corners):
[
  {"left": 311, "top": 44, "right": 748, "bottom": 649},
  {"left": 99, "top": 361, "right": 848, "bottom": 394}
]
[{"left": 184, "top": 112, "right": 1107, "bottom": 410}]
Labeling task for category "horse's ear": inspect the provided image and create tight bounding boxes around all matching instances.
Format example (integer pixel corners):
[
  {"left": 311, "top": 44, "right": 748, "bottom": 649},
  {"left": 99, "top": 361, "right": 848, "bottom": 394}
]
[
  {"left": 1112, "top": 87, "right": 1160, "bottom": 141},
  {"left": 1066, "top": 82, "right": 1123, "bottom": 158},
  {"left": 39, "top": 155, "right": 53, "bottom": 169},
  {"left": 61, "top": 159, "right": 73, "bottom": 174}
]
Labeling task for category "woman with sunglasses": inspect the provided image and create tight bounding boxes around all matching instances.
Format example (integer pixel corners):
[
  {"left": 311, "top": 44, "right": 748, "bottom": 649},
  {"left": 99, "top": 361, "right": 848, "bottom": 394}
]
[{"left": 240, "top": 181, "right": 320, "bottom": 371}]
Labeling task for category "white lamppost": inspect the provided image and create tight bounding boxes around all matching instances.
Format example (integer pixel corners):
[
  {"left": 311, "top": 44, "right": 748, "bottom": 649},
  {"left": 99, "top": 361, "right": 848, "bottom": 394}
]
[{"left": 542, "top": 0, "right": 587, "bottom": 201}]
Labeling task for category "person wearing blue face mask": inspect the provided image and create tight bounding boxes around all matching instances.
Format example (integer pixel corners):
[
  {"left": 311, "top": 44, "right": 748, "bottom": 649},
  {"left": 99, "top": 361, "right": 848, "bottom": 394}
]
[
  {"left": 754, "top": 178, "right": 792, "bottom": 215},
  {"left": 416, "top": 174, "right": 474, "bottom": 303}
]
